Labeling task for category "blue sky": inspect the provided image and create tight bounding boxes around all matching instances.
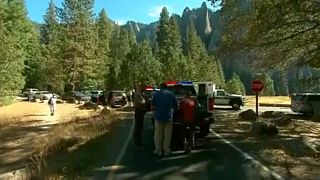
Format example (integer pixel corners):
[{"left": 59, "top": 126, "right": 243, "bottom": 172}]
[{"left": 25, "top": 0, "right": 212, "bottom": 24}]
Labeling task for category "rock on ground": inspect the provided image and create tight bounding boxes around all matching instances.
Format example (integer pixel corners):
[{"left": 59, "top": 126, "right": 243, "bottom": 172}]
[
  {"left": 249, "top": 121, "right": 278, "bottom": 137},
  {"left": 239, "top": 109, "right": 257, "bottom": 121},
  {"left": 273, "top": 116, "right": 293, "bottom": 127},
  {"left": 261, "top": 111, "right": 285, "bottom": 118}
]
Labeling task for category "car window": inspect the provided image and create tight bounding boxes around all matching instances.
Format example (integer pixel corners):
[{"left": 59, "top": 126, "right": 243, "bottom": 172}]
[{"left": 217, "top": 91, "right": 225, "bottom": 96}]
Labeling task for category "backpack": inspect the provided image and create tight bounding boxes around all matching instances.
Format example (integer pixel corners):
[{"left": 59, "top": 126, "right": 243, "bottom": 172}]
[{"left": 48, "top": 97, "right": 53, "bottom": 105}]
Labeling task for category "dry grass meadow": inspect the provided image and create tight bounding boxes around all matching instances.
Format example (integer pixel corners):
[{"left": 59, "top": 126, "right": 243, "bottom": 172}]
[
  {"left": 0, "top": 101, "right": 130, "bottom": 179},
  {"left": 245, "top": 96, "right": 291, "bottom": 106}
]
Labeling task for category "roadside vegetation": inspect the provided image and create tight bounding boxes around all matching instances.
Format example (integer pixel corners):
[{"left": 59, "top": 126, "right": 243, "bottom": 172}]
[{"left": 27, "top": 107, "right": 121, "bottom": 179}]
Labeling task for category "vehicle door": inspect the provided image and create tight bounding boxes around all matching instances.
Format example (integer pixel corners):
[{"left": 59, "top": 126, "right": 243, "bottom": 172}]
[{"left": 215, "top": 90, "right": 228, "bottom": 105}]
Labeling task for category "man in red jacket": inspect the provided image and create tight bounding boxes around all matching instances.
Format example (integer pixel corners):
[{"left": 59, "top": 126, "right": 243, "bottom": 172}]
[{"left": 179, "top": 90, "right": 196, "bottom": 153}]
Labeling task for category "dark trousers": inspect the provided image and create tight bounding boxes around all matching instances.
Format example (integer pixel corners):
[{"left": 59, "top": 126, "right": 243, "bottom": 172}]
[
  {"left": 182, "top": 122, "right": 195, "bottom": 143},
  {"left": 134, "top": 108, "right": 146, "bottom": 146}
]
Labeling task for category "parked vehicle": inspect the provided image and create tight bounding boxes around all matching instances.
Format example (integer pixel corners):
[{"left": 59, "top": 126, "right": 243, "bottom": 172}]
[
  {"left": 105, "top": 90, "right": 127, "bottom": 107},
  {"left": 291, "top": 93, "right": 320, "bottom": 116},
  {"left": 214, "top": 89, "right": 245, "bottom": 110},
  {"left": 194, "top": 82, "right": 245, "bottom": 110},
  {"left": 34, "top": 91, "right": 59, "bottom": 100},
  {"left": 23, "top": 88, "right": 39, "bottom": 97},
  {"left": 90, "top": 90, "right": 104, "bottom": 103},
  {"left": 61, "top": 91, "right": 91, "bottom": 102},
  {"left": 156, "top": 81, "right": 215, "bottom": 149}
]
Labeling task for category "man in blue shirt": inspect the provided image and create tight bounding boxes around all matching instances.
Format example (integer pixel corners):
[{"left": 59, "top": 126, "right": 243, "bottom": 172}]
[{"left": 151, "top": 82, "right": 178, "bottom": 156}]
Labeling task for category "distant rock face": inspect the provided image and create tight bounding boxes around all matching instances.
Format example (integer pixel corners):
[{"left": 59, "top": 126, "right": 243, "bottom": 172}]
[{"left": 122, "top": 2, "right": 215, "bottom": 48}]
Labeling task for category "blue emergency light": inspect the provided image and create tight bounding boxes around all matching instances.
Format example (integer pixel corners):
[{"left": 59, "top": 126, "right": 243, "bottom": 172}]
[{"left": 178, "top": 81, "right": 193, "bottom": 85}]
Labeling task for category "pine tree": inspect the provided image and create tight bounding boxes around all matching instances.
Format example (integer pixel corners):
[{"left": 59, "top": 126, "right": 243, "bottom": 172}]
[
  {"left": 0, "top": 0, "right": 34, "bottom": 100},
  {"left": 59, "top": 0, "right": 100, "bottom": 91},
  {"left": 0, "top": 26, "right": 25, "bottom": 99},
  {"left": 108, "top": 28, "right": 134, "bottom": 89},
  {"left": 185, "top": 22, "right": 220, "bottom": 82},
  {"left": 167, "top": 15, "right": 187, "bottom": 80},
  {"left": 215, "top": 58, "right": 226, "bottom": 88},
  {"left": 135, "top": 40, "right": 162, "bottom": 85},
  {"left": 156, "top": 8, "right": 186, "bottom": 80},
  {"left": 39, "top": 0, "right": 64, "bottom": 93},
  {"left": 225, "top": 73, "right": 246, "bottom": 95},
  {"left": 272, "top": 71, "right": 289, "bottom": 96},
  {"left": 96, "top": 9, "right": 112, "bottom": 89}
]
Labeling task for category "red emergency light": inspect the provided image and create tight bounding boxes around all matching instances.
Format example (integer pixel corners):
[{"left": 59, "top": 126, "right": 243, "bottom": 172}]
[
  {"left": 145, "top": 85, "right": 154, "bottom": 91},
  {"left": 165, "top": 81, "right": 177, "bottom": 86}
]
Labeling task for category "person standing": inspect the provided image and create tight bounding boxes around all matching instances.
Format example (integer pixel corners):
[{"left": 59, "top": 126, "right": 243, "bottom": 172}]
[
  {"left": 48, "top": 93, "right": 57, "bottom": 116},
  {"left": 151, "top": 82, "right": 178, "bottom": 156},
  {"left": 133, "top": 84, "right": 147, "bottom": 148},
  {"left": 179, "top": 90, "right": 196, "bottom": 153}
]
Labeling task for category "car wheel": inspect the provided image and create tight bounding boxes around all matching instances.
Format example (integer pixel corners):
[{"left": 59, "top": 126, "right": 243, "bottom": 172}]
[{"left": 232, "top": 102, "right": 241, "bottom": 110}]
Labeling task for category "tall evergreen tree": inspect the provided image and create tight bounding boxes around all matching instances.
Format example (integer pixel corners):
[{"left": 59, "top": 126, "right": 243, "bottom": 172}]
[
  {"left": 215, "top": 58, "right": 226, "bottom": 88},
  {"left": 108, "top": 28, "right": 134, "bottom": 89},
  {"left": 185, "top": 22, "right": 220, "bottom": 82},
  {"left": 0, "top": 16, "right": 25, "bottom": 99},
  {"left": 225, "top": 73, "right": 246, "bottom": 95},
  {"left": 39, "top": 0, "right": 64, "bottom": 93},
  {"left": 156, "top": 8, "right": 186, "bottom": 80},
  {"left": 96, "top": 9, "right": 112, "bottom": 89},
  {"left": 167, "top": 15, "right": 187, "bottom": 80},
  {"left": 120, "top": 39, "right": 162, "bottom": 88},
  {"left": 0, "top": 0, "right": 36, "bottom": 101},
  {"left": 272, "top": 71, "right": 289, "bottom": 96},
  {"left": 59, "top": 0, "right": 100, "bottom": 91}
]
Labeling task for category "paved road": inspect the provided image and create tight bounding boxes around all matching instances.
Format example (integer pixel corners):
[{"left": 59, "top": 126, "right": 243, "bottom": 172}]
[{"left": 81, "top": 107, "right": 291, "bottom": 180}]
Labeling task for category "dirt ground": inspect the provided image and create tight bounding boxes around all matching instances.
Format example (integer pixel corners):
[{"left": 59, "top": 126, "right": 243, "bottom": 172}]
[
  {"left": 0, "top": 101, "right": 95, "bottom": 174},
  {"left": 214, "top": 110, "right": 320, "bottom": 179}
]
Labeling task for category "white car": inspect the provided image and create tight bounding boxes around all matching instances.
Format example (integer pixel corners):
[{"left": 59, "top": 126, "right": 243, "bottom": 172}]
[
  {"left": 34, "top": 91, "right": 59, "bottom": 100},
  {"left": 23, "top": 88, "right": 39, "bottom": 96}
]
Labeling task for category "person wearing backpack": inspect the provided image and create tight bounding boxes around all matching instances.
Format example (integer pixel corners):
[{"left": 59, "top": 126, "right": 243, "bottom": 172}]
[{"left": 48, "top": 93, "right": 57, "bottom": 116}]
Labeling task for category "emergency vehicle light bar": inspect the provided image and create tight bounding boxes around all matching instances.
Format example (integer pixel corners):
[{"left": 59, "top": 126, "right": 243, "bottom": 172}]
[
  {"left": 165, "top": 81, "right": 177, "bottom": 86},
  {"left": 177, "top": 81, "right": 193, "bottom": 85}
]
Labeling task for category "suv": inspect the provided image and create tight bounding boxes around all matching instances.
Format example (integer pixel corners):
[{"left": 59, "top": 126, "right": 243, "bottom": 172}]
[
  {"left": 105, "top": 90, "right": 127, "bottom": 107},
  {"left": 163, "top": 81, "right": 215, "bottom": 142},
  {"left": 291, "top": 93, "right": 320, "bottom": 116}
]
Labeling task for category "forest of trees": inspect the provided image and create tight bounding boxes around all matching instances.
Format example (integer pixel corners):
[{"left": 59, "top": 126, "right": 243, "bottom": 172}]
[
  {"left": 5, "top": 0, "right": 304, "bottom": 105},
  {"left": 208, "top": 0, "right": 320, "bottom": 95},
  {"left": 1, "top": 0, "right": 285, "bottom": 104}
]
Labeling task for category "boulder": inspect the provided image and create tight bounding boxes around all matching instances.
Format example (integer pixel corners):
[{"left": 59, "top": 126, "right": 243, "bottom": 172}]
[
  {"left": 239, "top": 109, "right": 257, "bottom": 121},
  {"left": 274, "top": 116, "right": 292, "bottom": 126},
  {"left": 261, "top": 111, "right": 285, "bottom": 118},
  {"left": 249, "top": 121, "right": 278, "bottom": 137},
  {"left": 285, "top": 136, "right": 318, "bottom": 157}
]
